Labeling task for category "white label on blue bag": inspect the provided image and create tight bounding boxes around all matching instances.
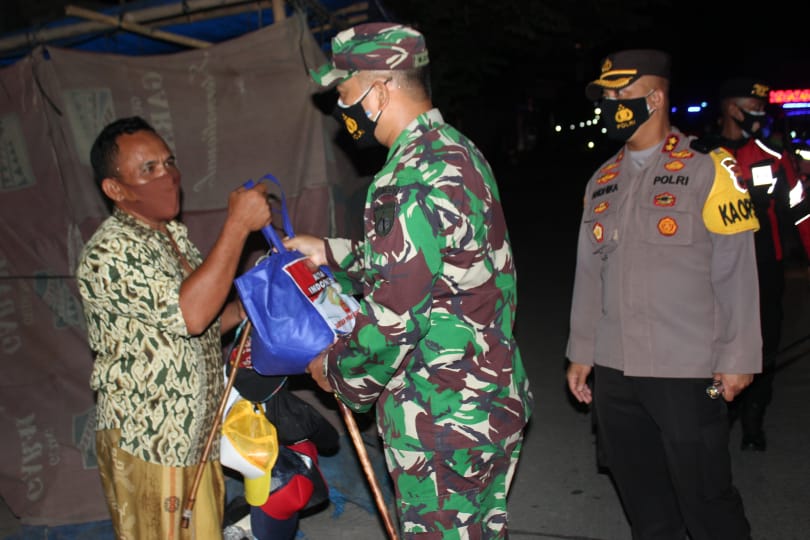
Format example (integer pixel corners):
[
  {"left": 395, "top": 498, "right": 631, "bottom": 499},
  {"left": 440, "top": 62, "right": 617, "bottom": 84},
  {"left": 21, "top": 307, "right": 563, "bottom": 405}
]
[{"left": 283, "top": 257, "right": 359, "bottom": 335}]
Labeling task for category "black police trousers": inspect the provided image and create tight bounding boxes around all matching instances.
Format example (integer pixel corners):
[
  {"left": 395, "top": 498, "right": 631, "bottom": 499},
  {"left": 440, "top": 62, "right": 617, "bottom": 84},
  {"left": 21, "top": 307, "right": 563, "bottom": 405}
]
[{"left": 593, "top": 365, "right": 751, "bottom": 540}]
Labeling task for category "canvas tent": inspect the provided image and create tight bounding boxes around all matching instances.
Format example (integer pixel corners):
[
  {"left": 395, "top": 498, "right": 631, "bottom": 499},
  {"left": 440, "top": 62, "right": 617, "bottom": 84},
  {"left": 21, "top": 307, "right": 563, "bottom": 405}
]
[
  {"left": 0, "top": 0, "right": 376, "bottom": 64},
  {"left": 0, "top": 0, "right": 376, "bottom": 528}
]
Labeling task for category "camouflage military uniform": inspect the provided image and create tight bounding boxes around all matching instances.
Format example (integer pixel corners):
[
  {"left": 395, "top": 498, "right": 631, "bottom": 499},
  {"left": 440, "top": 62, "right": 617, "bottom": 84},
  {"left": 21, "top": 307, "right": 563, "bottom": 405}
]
[
  {"left": 308, "top": 21, "right": 532, "bottom": 538},
  {"left": 323, "top": 108, "right": 533, "bottom": 537}
]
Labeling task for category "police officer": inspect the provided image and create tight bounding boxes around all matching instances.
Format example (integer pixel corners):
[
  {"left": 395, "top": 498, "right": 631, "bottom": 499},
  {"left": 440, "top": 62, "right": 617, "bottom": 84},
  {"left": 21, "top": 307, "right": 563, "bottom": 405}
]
[
  {"left": 697, "top": 77, "right": 810, "bottom": 451},
  {"left": 566, "top": 50, "right": 759, "bottom": 540},
  {"left": 284, "top": 23, "right": 533, "bottom": 538}
]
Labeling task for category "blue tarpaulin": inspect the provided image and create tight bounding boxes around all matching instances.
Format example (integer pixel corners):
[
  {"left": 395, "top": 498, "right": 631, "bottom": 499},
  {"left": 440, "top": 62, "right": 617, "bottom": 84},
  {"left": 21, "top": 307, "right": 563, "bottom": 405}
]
[
  {"left": 0, "top": 0, "right": 384, "bottom": 66},
  {"left": 3, "top": 520, "right": 115, "bottom": 540}
]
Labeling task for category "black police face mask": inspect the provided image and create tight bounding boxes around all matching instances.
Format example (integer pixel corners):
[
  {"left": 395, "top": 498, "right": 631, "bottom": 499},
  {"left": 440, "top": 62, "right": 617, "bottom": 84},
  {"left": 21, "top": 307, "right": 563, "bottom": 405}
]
[
  {"left": 601, "top": 92, "right": 653, "bottom": 142},
  {"left": 332, "top": 84, "right": 382, "bottom": 149},
  {"left": 735, "top": 107, "right": 768, "bottom": 138}
]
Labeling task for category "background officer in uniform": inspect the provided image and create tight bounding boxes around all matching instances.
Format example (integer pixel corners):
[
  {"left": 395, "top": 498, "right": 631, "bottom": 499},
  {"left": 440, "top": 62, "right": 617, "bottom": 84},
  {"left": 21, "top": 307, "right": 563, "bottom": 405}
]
[
  {"left": 566, "top": 50, "right": 760, "bottom": 540},
  {"left": 698, "top": 77, "right": 810, "bottom": 451}
]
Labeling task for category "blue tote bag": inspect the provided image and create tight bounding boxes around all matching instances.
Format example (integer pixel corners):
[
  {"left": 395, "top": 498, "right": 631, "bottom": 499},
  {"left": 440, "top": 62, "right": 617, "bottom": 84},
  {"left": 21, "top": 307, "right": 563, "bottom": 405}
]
[{"left": 234, "top": 175, "right": 360, "bottom": 375}]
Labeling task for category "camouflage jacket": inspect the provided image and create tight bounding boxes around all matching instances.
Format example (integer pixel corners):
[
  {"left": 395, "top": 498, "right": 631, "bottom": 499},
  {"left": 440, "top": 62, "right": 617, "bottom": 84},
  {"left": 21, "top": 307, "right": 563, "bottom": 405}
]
[
  {"left": 324, "top": 108, "right": 533, "bottom": 451},
  {"left": 76, "top": 208, "right": 222, "bottom": 466}
]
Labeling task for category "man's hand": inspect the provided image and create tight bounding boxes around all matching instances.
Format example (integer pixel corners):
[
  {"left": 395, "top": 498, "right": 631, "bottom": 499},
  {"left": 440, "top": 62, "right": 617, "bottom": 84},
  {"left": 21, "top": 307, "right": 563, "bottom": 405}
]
[
  {"left": 284, "top": 234, "right": 327, "bottom": 267},
  {"left": 567, "top": 362, "right": 593, "bottom": 404},
  {"left": 712, "top": 372, "right": 754, "bottom": 402},
  {"left": 219, "top": 299, "right": 246, "bottom": 334},
  {"left": 227, "top": 182, "right": 272, "bottom": 234},
  {"left": 178, "top": 183, "right": 270, "bottom": 335},
  {"left": 306, "top": 348, "right": 333, "bottom": 393}
]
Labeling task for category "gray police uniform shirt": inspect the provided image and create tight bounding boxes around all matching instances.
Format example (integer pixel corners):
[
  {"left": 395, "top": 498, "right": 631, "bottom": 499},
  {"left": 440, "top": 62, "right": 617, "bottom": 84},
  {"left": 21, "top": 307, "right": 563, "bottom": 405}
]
[{"left": 567, "top": 129, "right": 762, "bottom": 378}]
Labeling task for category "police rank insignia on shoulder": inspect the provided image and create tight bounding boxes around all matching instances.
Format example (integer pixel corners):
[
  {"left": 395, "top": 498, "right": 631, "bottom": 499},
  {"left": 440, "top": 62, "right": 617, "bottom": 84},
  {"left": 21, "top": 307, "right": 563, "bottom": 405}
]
[{"left": 372, "top": 186, "right": 398, "bottom": 237}]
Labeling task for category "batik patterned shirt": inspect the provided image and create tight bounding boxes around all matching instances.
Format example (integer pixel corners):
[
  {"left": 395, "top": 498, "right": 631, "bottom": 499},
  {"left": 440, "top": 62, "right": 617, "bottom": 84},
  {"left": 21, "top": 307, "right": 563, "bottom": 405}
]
[
  {"left": 325, "top": 108, "right": 533, "bottom": 452},
  {"left": 77, "top": 208, "right": 222, "bottom": 466}
]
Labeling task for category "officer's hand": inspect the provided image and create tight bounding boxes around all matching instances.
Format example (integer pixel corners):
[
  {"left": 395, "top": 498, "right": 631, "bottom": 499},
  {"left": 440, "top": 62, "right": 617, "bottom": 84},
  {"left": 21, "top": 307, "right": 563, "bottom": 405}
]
[
  {"left": 284, "top": 234, "right": 328, "bottom": 267},
  {"left": 567, "top": 362, "right": 593, "bottom": 404},
  {"left": 306, "top": 349, "right": 333, "bottom": 393},
  {"left": 713, "top": 372, "right": 754, "bottom": 402}
]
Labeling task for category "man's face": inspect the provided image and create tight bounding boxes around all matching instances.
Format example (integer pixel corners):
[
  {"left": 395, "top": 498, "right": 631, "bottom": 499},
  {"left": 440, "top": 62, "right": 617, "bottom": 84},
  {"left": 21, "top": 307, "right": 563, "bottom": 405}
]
[
  {"left": 729, "top": 97, "right": 768, "bottom": 137},
  {"left": 597, "top": 76, "right": 660, "bottom": 144},
  {"left": 734, "top": 97, "right": 766, "bottom": 115},
  {"left": 332, "top": 74, "right": 391, "bottom": 148},
  {"left": 111, "top": 130, "right": 181, "bottom": 225},
  {"left": 602, "top": 77, "right": 653, "bottom": 101},
  {"left": 114, "top": 130, "right": 180, "bottom": 184},
  {"left": 336, "top": 76, "right": 367, "bottom": 108}
]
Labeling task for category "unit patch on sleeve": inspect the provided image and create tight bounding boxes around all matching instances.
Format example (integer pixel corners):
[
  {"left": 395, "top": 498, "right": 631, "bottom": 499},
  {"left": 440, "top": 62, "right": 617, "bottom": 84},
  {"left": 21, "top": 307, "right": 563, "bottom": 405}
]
[
  {"left": 372, "top": 186, "right": 399, "bottom": 237},
  {"left": 702, "top": 148, "right": 759, "bottom": 234}
]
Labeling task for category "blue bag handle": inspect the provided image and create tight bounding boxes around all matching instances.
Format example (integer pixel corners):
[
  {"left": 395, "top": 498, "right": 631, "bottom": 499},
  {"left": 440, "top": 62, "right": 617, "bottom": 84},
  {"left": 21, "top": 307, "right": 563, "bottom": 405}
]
[
  {"left": 243, "top": 174, "right": 337, "bottom": 280},
  {"left": 243, "top": 173, "right": 294, "bottom": 252}
]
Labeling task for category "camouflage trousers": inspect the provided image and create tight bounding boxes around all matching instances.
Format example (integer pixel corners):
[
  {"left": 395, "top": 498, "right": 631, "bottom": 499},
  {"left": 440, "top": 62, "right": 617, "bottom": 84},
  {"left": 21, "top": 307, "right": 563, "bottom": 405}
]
[{"left": 385, "top": 430, "right": 524, "bottom": 539}]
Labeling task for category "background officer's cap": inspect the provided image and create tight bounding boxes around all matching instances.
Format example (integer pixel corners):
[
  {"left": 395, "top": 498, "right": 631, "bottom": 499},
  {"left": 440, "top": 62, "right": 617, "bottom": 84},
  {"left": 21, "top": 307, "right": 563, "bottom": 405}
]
[
  {"left": 718, "top": 77, "right": 770, "bottom": 101},
  {"left": 310, "top": 22, "right": 429, "bottom": 87},
  {"left": 585, "top": 49, "right": 671, "bottom": 101}
]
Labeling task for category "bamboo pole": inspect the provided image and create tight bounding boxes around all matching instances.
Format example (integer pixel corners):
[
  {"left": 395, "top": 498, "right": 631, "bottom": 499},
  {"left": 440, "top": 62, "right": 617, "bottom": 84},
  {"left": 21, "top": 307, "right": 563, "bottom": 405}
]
[
  {"left": 0, "top": 0, "right": 237, "bottom": 53},
  {"left": 65, "top": 5, "right": 212, "bottom": 49},
  {"left": 336, "top": 398, "right": 399, "bottom": 540},
  {"left": 272, "top": 0, "right": 286, "bottom": 22},
  {"left": 0, "top": 1, "right": 370, "bottom": 55},
  {"left": 181, "top": 320, "right": 252, "bottom": 528}
]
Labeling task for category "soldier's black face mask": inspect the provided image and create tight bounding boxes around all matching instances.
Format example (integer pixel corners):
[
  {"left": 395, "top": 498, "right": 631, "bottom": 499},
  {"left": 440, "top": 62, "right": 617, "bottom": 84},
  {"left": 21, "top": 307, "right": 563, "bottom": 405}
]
[
  {"left": 333, "top": 83, "right": 383, "bottom": 149},
  {"left": 601, "top": 91, "right": 654, "bottom": 142}
]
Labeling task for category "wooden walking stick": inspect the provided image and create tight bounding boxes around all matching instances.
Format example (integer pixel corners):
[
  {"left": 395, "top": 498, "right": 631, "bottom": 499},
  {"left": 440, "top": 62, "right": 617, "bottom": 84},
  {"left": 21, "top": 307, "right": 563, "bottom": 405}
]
[
  {"left": 336, "top": 397, "right": 400, "bottom": 540},
  {"left": 181, "top": 320, "right": 252, "bottom": 529}
]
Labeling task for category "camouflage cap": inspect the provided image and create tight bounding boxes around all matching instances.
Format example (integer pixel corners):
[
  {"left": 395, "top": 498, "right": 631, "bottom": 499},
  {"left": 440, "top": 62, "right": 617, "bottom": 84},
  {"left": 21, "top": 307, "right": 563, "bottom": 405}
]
[
  {"left": 585, "top": 49, "right": 671, "bottom": 101},
  {"left": 718, "top": 77, "right": 770, "bottom": 101},
  {"left": 310, "top": 22, "right": 429, "bottom": 87}
]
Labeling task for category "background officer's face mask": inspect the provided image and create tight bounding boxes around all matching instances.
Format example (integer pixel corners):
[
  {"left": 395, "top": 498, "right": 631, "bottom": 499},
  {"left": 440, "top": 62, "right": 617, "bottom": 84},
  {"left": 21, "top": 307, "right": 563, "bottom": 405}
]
[
  {"left": 601, "top": 90, "right": 654, "bottom": 142},
  {"left": 735, "top": 106, "right": 768, "bottom": 139},
  {"left": 333, "top": 83, "right": 383, "bottom": 149}
]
